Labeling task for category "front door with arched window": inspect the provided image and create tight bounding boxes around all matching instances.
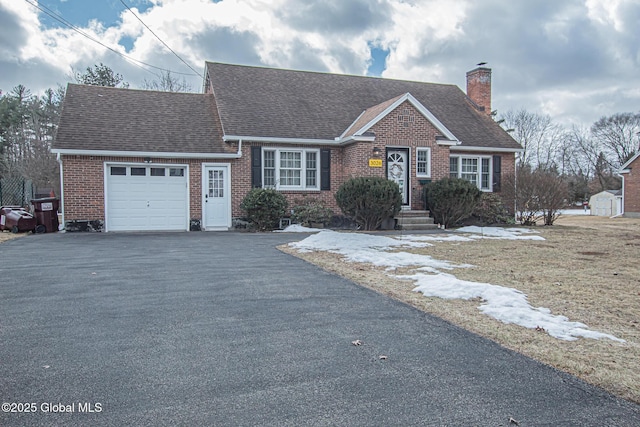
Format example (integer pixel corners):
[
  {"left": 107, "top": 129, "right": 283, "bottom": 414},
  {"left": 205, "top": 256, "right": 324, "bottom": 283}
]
[{"left": 387, "top": 148, "right": 409, "bottom": 205}]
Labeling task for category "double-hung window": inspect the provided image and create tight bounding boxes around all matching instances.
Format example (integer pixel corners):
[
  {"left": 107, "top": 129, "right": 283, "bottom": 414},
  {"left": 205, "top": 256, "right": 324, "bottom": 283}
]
[
  {"left": 263, "top": 148, "right": 319, "bottom": 190},
  {"left": 450, "top": 155, "right": 492, "bottom": 191},
  {"left": 416, "top": 147, "right": 431, "bottom": 177}
]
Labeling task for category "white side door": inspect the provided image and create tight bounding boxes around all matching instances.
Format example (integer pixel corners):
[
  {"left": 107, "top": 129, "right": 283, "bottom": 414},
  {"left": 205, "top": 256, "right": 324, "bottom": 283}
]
[{"left": 203, "top": 165, "right": 230, "bottom": 230}]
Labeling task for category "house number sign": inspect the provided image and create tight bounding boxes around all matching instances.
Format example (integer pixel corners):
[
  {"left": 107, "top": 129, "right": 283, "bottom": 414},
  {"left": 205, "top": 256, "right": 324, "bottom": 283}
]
[{"left": 369, "top": 158, "right": 383, "bottom": 168}]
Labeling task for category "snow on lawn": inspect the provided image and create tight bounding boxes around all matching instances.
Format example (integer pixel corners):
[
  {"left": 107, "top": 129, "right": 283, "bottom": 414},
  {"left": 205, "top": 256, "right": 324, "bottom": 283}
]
[
  {"left": 455, "top": 226, "right": 545, "bottom": 240},
  {"left": 274, "top": 224, "right": 324, "bottom": 233},
  {"left": 289, "top": 229, "right": 624, "bottom": 342},
  {"left": 290, "top": 230, "right": 466, "bottom": 271}
]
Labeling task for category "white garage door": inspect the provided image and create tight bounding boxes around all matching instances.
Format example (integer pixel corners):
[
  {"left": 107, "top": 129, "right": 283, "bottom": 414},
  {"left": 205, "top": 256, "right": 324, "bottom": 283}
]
[{"left": 106, "top": 164, "right": 188, "bottom": 231}]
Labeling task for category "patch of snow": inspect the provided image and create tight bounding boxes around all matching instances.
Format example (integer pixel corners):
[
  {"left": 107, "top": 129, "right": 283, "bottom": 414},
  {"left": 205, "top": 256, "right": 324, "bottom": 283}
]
[
  {"left": 407, "top": 272, "right": 624, "bottom": 342},
  {"left": 559, "top": 209, "right": 591, "bottom": 216},
  {"left": 289, "top": 230, "right": 465, "bottom": 270},
  {"left": 397, "top": 234, "right": 473, "bottom": 243},
  {"left": 289, "top": 230, "right": 431, "bottom": 251},
  {"left": 290, "top": 228, "right": 624, "bottom": 343},
  {"left": 455, "top": 226, "right": 545, "bottom": 240},
  {"left": 274, "top": 224, "right": 323, "bottom": 233}
]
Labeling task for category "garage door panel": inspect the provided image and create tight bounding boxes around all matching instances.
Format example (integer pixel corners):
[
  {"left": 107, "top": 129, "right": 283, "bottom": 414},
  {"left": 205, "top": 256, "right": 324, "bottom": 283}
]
[{"left": 106, "top": 165, "right": 188, "bottom": 232}]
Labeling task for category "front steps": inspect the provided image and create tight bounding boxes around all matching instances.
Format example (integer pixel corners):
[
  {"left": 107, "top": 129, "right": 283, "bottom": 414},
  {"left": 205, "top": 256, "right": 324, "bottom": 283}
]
[{"left": 395, "top": 210, "right": 438, "bottom": 231}]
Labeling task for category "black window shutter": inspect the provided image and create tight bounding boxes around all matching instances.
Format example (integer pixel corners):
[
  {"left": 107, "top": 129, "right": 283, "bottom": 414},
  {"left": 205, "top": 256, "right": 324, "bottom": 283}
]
[
  {"left": 320, "top": 149, "right": 331, "bottom": 191},
  {"left": 492, "top": 155, "right": 502, "bottom": 193},
  {"left": 251, "top": 146, "right": 262, "bottom": 188}
]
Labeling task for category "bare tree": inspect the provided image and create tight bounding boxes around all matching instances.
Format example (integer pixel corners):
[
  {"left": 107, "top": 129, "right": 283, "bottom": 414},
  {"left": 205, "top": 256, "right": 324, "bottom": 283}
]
[
  {"left": 536, "top": 170, "right": 568, "bottom": 225},
  {"left": 499, "top": 109, "right": 562, "bottom": 170},
  {"left": 503, "top": 166, "right": 568, "bottom": 226},
  {"left": 591, "top": 112, "right": 640, "bottom": 167},
  {"left": 142, "top": 71, "right": 193, "bottom": 92},
  {"left": 566, "top": 125, "right": 622, "bottom": 192}
]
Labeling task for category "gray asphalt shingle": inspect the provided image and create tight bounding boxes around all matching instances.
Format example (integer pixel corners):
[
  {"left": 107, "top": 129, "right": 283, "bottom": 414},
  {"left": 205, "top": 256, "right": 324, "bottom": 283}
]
[
  {"left": 53, "top": 84, "right": 230, "bottom": 154},
  {"left": 53, "top": 63, "right": 521, "bottom": 153},
  {"left": 207, "top": 62, "right": 521, "bottom": 150}
]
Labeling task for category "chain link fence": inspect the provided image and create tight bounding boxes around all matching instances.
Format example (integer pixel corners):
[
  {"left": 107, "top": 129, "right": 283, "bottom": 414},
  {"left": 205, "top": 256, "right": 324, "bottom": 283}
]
[{"left": 0, "top": 177, "right": 35, "bottom": 207}]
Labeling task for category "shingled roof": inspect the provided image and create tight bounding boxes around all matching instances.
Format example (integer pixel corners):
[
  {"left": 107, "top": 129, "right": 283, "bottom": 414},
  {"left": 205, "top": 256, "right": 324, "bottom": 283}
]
[
  {"left": 53, "top": 84, "right": 231, "bottom": 155},
  {"left": 206, "top": 62, "right": 521, "bottom": 150}
]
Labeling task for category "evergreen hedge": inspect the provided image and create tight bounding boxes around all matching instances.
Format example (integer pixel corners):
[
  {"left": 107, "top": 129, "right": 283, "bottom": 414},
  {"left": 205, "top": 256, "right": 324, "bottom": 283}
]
[
  {"left": 425, "top": 178, "right": 481, "bottom": 228},
  {"left": 240, "top": 188, "right": 288, "bottom": 231},
  {"left": 335, "top": 177, "right": 402, "bottom": 230}
]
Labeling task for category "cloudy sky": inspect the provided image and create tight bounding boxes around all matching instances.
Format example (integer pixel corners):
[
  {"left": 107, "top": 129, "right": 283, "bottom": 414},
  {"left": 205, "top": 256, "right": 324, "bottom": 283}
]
[{"left": 1, "top": 0, "right": 639, "bottom": 129}]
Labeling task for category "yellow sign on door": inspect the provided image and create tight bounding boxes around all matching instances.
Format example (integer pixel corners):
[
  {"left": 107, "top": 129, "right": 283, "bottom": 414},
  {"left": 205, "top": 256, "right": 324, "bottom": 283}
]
[{"left": 369, "top": 158, "right": 383, "bottom": 168}]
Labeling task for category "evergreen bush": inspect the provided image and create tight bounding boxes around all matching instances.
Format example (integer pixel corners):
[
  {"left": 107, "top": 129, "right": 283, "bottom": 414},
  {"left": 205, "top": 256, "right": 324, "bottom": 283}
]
[
  {"left": 291, "top": 197, "right": 334, "bottom": 227},
  {"left": 335, "top": 177, "right": 402, "bottom": 230},
  {"left": 240, "top": 188, "right": 288, "bottom": 231},
  {"left": 425, "top": 178, "right": 481, "bottom": 228},
  {"left": 471, "top": 193, "right": 514, "bottom": 225}
]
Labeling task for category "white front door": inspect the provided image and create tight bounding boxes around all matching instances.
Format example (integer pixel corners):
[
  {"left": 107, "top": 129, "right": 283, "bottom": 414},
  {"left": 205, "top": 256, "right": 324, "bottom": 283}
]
[
  {"left": 387, "top": 149, "right": 409, "bottom": 205},
  {"left": 203, "top": 165, "right": 230, "bottom": 230}
]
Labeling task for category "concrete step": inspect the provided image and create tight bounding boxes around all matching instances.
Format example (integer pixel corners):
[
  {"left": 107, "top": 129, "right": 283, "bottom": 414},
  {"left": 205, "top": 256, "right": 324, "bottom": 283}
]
[
  {"left": 396, "top": 216, "right": 435, "bottom": 225},
  {"left": 394, "top": 211, "right": 437, "bottom": 230},
  {"left": 397, "top": 210, "right": 429, "bottom": 217},
  {"left": 400, "top": 223, "right": 439, "bottom": 231}
]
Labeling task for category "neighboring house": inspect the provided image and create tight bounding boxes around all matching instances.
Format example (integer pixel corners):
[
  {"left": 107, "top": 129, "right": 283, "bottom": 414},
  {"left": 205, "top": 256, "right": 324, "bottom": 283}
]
[
  {"left": 51, "top": 63, "right": 522, "bottom": 232},
  {"left": 589, "top": 190, "right": 622, "bottom": 217},
  {"left": 619, "top": 152, "right": 640, "bottom": 218}
]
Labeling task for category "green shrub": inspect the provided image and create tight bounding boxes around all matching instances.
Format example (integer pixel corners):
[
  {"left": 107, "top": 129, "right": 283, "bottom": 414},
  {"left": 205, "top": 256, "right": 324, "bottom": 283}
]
[
  {"left": 471, "top": 193, "right": 514, "bottom": 225},
  {"left": 291, "top": 197, "right": 334, "bottom": 227},
  {"left": 335, "top": 177, "right": 402, "bottom": 230},
  {"left": 240, "top": 188, "right": 288, "bottom": 231},
  {"left": 425, "top": 178, "right": 481, "bottom": 228}
]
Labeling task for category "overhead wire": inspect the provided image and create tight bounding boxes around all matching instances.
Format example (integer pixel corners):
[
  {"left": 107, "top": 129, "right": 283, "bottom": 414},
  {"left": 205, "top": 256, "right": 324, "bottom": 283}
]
[
  {"left": 22, "top": 0, "right": 201, "bottom": 79},
  {"left": 118, "top": 0, "right": 203, "bottom": 78}
]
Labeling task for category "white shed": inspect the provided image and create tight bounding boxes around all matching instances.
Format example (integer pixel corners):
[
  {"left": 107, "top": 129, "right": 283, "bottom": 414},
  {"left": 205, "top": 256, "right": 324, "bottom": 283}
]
[{"left": 589, "top": 190, "right": 623, "bottom": 216}]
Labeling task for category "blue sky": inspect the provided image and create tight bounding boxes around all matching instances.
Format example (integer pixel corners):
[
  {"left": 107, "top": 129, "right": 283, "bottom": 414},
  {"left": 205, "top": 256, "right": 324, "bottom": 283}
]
[
  {"left": 37, "top": 0, "right": 153, "bottom": 50},
  {"left": 2, "top": 0, "right": 639, "bottom": 129},
  {"left": 38, "top": 0, "right": 140, "bottom": 28}
]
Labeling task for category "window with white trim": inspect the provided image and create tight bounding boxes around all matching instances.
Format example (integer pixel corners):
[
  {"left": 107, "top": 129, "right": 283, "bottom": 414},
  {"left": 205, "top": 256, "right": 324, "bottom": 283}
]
[
  {"left": 262, "top": 148, "right": 320, "bottom": 190},
  {"left": 416, "top": 147, "right": 431, "bottom": 177},
  {"left": 450, "top": 155, "right": 492, "bottom": 191}
]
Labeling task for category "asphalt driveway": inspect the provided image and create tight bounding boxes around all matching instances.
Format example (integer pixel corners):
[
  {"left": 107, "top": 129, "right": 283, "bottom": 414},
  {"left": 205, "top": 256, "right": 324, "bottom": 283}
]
[{"left": 1, "top": 231, "right": 639, "bottom": 426}]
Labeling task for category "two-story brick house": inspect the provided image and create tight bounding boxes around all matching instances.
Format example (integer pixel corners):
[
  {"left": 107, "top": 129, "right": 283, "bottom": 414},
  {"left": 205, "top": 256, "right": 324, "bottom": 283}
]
[{"left": 51, "top": 62, "right": 521, "bottom": 232}]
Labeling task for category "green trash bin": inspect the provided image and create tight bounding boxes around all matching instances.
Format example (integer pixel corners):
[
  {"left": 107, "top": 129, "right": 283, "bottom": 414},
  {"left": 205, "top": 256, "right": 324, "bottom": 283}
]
[{"left": 31, "top": 197, "right": 60, "bottom": 233}]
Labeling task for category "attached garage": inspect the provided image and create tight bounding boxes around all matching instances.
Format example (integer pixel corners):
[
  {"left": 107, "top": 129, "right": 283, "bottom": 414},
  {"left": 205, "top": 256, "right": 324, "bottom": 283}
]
[{"left": 105, "top": 164, "right": 188, "bottom": 231}]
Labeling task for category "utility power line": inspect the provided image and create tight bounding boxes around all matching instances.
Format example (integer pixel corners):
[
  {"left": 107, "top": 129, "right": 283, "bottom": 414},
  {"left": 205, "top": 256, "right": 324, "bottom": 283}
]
[
  {"left": 22, "top": 0, "right": 201, "bottom": 79},
  {"left": 118, "top": 0, "right": 203, "bottom": 78}
]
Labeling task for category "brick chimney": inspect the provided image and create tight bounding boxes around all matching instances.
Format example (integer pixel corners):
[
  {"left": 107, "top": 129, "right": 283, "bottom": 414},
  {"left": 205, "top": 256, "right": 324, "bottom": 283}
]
[{"left": 466, "top": 66, "right": 492, "bottom": 114}]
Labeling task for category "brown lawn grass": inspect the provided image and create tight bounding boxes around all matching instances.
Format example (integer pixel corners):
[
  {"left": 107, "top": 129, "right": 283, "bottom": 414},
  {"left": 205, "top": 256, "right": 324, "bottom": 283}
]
[
  {"left": 279, "top": 215, "right": 640, "bottom": 404},
  {"left": 0, "top": 231, "right": 26, "bottom": 244}
]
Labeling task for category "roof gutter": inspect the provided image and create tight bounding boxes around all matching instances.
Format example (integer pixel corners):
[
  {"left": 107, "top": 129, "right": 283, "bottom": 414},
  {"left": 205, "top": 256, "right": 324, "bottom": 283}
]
[
  {"left": 223, "top": 134, "right": 380, "bottom": 146},
  {"left": 449, "top": 145, "right": 523, "bottom": 153},
  {"left": 223, "top": 135, "right": 340, "bottom": 145},
  {"left": 50, "top": 148, "right": 242, "bottom": 159}
]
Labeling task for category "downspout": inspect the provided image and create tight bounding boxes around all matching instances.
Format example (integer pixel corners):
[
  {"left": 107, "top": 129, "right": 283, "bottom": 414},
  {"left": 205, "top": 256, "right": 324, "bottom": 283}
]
[
  {"left": 56, "top": 152, "right": 64, "bottom": 230},
  {"left": 619, "top": 173, "right": 625, "bottom": 216}
]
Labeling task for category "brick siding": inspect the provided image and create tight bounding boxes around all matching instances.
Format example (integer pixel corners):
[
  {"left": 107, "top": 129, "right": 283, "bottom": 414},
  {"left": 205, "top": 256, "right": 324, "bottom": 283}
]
[
  {"left": 61, "top": 155, "right": 241, "bottom": 223},
  {"left": 623, "top": 156, "right": 640, "bottom": 217}
]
